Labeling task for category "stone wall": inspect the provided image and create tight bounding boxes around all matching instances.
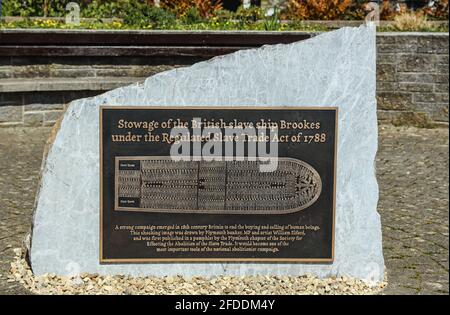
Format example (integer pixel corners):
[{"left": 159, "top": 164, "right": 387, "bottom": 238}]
[
  {"left": 0, "top": 32, "right": 448, "bottom": 128},
  {"left": 377, "top": 33, "right": 449, "bottom": 127},
  {"left": 0, "top": 64, "right": 184, "bottom": 127}
]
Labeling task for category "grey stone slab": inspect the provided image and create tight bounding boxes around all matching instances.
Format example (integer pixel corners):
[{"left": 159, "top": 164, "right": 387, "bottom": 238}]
[
  {"left": 24, "top": 104, "right": 64, "bottom": 112},
  {"left": 0, "top": 106, "right": 22, "bottom": 123},
  {"left": 0, "top": 77, "right": 144, "bottom": 93},
  {"left": 23, "top": 112, "right": 44, "bottom": 127},
  {"left": 30, "top": 24, "right": 385, "bottom": 283}
]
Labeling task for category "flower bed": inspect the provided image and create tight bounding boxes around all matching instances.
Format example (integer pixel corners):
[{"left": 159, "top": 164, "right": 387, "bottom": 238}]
[{"left": 0, "top": 0, "right": 448, "bottom": 32}]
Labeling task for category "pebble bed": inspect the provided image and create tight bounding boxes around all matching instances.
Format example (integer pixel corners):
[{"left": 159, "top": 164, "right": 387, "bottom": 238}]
[{"left": 9, "top": 248, "right": 387, "bottom": 295}]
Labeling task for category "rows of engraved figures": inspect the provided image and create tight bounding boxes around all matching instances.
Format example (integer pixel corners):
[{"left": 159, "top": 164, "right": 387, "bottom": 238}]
[
  {"left": 118, "top": 159, "right": 321, "bottom": 196},
  {"left": 118, "top": 159, "right": 321, "bottom": 212}
]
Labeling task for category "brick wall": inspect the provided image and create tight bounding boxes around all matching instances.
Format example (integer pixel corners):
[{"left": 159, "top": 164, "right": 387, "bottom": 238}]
[{"left": 0, "top": 32, "right": 448, "bottom": 128}]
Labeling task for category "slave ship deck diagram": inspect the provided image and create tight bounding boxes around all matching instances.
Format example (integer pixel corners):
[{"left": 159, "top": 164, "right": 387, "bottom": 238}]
[{"left": 115, "top": 157, "right": 322, "bottom": 214}]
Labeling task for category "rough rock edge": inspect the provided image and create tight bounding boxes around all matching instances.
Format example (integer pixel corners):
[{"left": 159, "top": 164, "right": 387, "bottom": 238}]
[
  {"left": 23, "top": 116, "right": 64, "bottom": 269},
  {"left": 10, "top": 248, "right": 387, "bottom": 295}
]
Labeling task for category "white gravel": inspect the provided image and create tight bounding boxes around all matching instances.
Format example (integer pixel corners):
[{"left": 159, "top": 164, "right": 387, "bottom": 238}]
[{"left": 10, "top": 248, "right": 387, "bottom": 295}]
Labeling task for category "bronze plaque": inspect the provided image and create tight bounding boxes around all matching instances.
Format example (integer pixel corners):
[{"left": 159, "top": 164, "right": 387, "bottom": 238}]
[{"left": 100, "top": 106, "right": 337, "bottom": 263}]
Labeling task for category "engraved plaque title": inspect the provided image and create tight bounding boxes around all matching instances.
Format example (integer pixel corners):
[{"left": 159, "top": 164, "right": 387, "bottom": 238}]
[{"left": 100, "top": 107, "right": 337, "bottom": 263}]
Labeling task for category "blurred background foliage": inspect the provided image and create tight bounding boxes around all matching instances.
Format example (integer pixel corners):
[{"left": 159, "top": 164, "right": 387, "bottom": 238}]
[{"left": 0, "top": 0, "right": 448, "bottom": 30}]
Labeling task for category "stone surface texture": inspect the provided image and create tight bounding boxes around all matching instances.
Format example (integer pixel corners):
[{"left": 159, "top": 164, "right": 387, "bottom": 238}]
[
  {"left": 376, "top": 33, "right": 449, "bottom": 126},
  {"left": 29, "top": 25, "right": 385, "bottom": 282}
]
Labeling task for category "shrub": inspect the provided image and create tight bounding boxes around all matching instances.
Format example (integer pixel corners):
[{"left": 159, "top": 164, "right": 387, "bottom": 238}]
[
  {"left": 81, "top": 0, "right": 176, "bottom": 27},
  {"left": 378, "top": 0, "right": 407, "bottom": 20},
  {"left": 3, "top": 0, "right": 72, "bottom": 17},
  {"left": 422, "top": 0, "right": 449, "bottom": 20},
  {"left": 122, "top": 2, "right": 176, "bottom": 27},
  {"left": 263, "top": 6, "right": 281, "bottom": 30},
  {"left": 390, "top": 11, "right": 432, "bottom": 31},
  {"left": 341, "top": 0, "right": 370, "bottom": 20},
  {"left": 82, "top": 0, "right": 123, "bottom": 18},
  {"left": 212, "top": 9, "right": 235, "bottom": 22},
  {"left": 285, "top": 0, "right": 353, "bottom": 20},
  {"left": 160, "top": 0, "right": 223, "bottom": 19},
  {"left": 235, "top": 6, "right": 265, "bottom": 23},
  {"left": 180, "top": 7, "right": 206, "bottom": 24}
]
